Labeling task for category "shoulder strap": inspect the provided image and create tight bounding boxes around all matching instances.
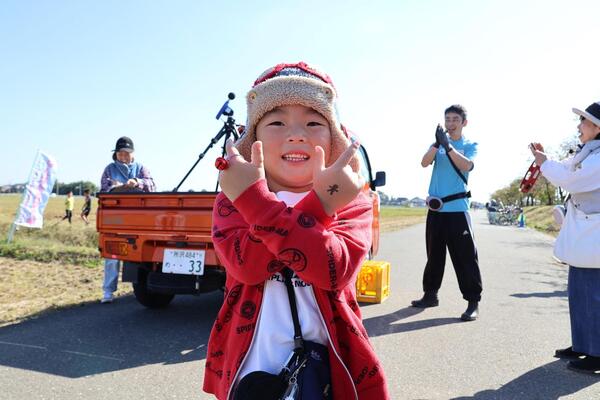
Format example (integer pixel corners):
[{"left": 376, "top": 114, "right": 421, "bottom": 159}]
[
  {"left": 446, "top": 152, "right": 468, "bottom": 185},
  {"left": 282, "top": 268, "right": 304, "bottom": 353}
]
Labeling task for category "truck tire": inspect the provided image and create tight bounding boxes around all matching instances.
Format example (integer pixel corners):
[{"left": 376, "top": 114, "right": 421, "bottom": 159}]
[{"left": 133, "top": 278, "right": 175, "bottom": 308}]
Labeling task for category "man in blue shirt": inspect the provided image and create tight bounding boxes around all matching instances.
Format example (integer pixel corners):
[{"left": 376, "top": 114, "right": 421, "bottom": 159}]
[{"left": 411, "top": 105, "right": 482, "bottom": 321}]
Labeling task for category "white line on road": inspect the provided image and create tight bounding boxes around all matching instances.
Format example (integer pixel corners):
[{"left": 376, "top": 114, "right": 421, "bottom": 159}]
[
  {"left": 0, "top": 340, "right": 47, "bottom": 350},
  {"left": 62, "top": 350, "right": 124, "bottom": 362},
  {"left": 0, "top": 341, "right": 124, "bottom": 362},
  {"left": 180, "top": 343, "right": 205, "bottom": 355}
]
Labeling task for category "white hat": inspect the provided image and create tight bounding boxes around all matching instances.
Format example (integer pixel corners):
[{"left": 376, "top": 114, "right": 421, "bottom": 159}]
[{"left": 572, "top": 102, "right": 600, "bottom": 127}]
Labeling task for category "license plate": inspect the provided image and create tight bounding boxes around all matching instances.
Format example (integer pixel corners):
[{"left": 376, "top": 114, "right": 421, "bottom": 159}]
[{"left": 162, "top": 249, "right": 205, "bottom": 275}]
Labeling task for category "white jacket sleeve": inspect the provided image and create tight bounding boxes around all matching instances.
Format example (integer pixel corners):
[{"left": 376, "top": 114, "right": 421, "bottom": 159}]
[{"left": 540, "top": 154, "right": 600, "bottom": 193}]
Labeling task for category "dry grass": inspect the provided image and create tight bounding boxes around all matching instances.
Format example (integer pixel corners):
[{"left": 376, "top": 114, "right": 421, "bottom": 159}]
[
  {"left": 523, "top": 205, "right": 560, "bottom": 237},
  {"left": 0, "top": 194, "right": 119, "bottom": 327},
  {"left": 0, "top": 257, "right": 132, "bottom": 327}
]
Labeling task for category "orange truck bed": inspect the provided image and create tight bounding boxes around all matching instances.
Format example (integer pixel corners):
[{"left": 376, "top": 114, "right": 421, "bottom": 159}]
[
  {"left": 96, "top": 191, "right": 225, "bottom": 307},
  {"left": 97, "top": 192, "right": 221, "bottom": 266}
]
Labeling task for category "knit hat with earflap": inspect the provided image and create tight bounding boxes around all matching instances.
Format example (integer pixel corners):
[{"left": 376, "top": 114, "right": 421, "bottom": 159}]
[{"left": 235, "top": 62, "right": 359, "bottom": 171}]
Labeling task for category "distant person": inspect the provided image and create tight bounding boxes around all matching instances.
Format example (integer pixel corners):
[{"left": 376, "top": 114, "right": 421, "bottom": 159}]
[
  {"left": 61, "top": 191, "right": 74, "bottom": 224},
  {"left": 530, "top": 101, "right": 600, "bottom": 374},
  {"left": 412, "top": 105, "right": 482, "bottom": 321},
  {"left": 80, "top": 189, "right": 92, "bottom": 225},
  {"left": 100, "top": 136, "right": 155, "bottom": 303}
]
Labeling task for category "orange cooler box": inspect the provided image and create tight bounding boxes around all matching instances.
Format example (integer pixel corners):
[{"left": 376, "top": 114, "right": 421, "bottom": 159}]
[{"left": 356, "top": 260, "right": 391, "bottom": 303}]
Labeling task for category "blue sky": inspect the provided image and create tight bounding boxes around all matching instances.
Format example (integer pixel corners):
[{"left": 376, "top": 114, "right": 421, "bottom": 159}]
[{"left": 1, "top": 0, "right": 599, "bottom": 201}]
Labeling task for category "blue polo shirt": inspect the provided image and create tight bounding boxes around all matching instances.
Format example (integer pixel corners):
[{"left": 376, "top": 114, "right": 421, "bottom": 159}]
[{"left": 428, "top": 136, "right": 478, "bottom": 212}]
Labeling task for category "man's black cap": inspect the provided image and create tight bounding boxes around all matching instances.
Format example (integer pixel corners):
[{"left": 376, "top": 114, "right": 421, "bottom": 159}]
[{"left": 113, "top": 136, "right": 134, "bottom": 152}]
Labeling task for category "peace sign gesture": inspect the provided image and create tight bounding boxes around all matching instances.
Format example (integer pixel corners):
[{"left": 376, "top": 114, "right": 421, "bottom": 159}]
[
  {"left": 218, "top": 139, "right": 265, "bottom": 201},
  {"left": 312, "top": 141, "right": 365, "bottom": 216}
]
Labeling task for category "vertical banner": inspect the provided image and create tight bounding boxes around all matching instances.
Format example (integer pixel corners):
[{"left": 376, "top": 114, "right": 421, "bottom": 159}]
[{"left": 13, "top": 151, "right": 58, "bottom": 229}]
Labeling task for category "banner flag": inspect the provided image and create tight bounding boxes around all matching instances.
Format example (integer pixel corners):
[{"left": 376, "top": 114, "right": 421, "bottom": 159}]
[{"left": 14, "top": 151, "right": 58, "bottom": 228}]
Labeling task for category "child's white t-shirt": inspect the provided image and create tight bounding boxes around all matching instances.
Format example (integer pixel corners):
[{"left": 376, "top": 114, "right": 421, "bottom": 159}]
[{"left": 236, "top": 190, "right": 329, "bottom": 382}]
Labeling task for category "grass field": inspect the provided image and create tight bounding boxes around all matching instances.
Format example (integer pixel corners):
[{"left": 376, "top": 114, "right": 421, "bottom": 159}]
[
  {"left": 523, "top": 205, "right": 560, "bottom": 237},
  {"left": 380, "top": 206, "right": 427, "bottom": 232},
  {"left": 0, "top": 194, "right": 427, "bottom": 326},
  {"left": 0, "top": 194, "right": 129, "bottom": 327},
  {"left": 0, "top": 194, "right": 100, "bottom": 265}
]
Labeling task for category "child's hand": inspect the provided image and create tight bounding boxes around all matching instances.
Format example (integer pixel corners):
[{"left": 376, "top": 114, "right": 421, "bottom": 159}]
[
  {"left": 313, "top": 141, "right": 365, "bottom": 216},
  {"left": 219, "top": 139, "right": 265, "bottom": 201}
]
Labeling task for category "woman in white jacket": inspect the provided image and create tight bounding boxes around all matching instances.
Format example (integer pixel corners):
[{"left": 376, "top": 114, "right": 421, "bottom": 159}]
[{"left": 530, "top": 101, "right": 600, "bottom": 375}]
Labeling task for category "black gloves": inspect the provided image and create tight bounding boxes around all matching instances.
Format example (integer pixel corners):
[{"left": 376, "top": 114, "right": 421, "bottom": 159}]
[
  {"left": 432, "top": 124, "right": 441, "bottom": 148},
  {"left": 435, "top": 124, "right": 451, "bottom": 152}
]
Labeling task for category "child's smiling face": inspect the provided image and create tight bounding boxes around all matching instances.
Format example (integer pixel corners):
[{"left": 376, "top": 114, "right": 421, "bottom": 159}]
[{"left": 256, "top": 104, "right": 332, "bottom": 193}]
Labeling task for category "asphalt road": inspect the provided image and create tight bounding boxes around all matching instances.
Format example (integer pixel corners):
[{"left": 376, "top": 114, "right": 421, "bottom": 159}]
[{"left": 1, "top": 210, "right": 599, "bottom": 399}]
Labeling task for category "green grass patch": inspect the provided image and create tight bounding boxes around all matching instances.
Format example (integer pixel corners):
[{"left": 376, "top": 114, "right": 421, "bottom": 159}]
[
  {"left": 380, "top": 206, "right": 427, "bottom": 232},
  {"left": 381, "top": 206, "right": 428, "bottom": 219},
  {"left": 0, "top": 194, "right": 101, "bottom": 265}
]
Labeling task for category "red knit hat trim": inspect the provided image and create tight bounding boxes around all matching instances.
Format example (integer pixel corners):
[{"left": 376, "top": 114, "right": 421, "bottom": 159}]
[{"left": 253, "top": 62, "right": 334, "bottom": 88}]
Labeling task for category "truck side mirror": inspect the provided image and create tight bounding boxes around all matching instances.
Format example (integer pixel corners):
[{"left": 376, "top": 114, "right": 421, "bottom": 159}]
[{"left": 371, "top": 171, "right": 386, "bottom": 189}]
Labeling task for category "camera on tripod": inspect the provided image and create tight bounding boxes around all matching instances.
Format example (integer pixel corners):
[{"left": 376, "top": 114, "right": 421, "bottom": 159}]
[{"left": 173, "top": 93, "right": 243, "bottom": 192}]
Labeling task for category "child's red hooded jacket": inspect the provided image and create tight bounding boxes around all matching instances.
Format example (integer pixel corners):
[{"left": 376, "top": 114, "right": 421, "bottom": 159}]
[{"left": 203, "top": 179, "right": 389, "bottom": 399}]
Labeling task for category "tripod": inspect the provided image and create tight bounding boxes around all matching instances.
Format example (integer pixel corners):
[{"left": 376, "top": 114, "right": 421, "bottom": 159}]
[{"left": 173, "top": 93, "right": 240, "bottom": 192}]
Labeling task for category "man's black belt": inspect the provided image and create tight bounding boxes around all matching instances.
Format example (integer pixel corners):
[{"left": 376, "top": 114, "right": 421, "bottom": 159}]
[
  {"left": 426, "top": 191, "right": 471, "bottom": 211},
  {"left": 441, "top": 191, "right": 471, "bottom": 203}
]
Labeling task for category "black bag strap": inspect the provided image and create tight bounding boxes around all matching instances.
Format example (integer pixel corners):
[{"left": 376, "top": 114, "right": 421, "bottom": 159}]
[
  {"left": 441, "top": 191, "right": 471, "bottom": 203},
  {"left": 282, "top": 268, "right": 304, "bottom": 353},
  {"left": 446, "top": 151, "right": 468, "bottom": 185}
]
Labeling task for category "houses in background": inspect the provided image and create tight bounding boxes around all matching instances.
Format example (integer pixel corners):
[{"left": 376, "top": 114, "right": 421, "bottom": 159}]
[
  {"left": 0, "top": 184, "right": 25, "bottom": 193},
  {"left": 378, "top": 192, "right": 426, "bottom": 208}
]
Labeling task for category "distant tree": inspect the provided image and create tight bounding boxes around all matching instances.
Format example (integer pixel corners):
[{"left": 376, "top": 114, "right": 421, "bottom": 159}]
[
  {"left": 555, "top": 134, "right": 579, "bottom": 160},
  {"left": 53, "top": 180, "right": 98, "bottom": 195},
  {"left": 491, "top": 178, "right": 523, "bottom": 207},
  {"left": 552, "top": 133, "right": 579, "bottom": 203},
  {"left": 377, "top": 191, "right": 390, "bottom": 205}
]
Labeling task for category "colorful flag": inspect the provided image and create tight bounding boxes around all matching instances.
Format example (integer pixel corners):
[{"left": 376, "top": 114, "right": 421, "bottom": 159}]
[{"left": 14, "top": 151, "right": 58, "bottom": 228}]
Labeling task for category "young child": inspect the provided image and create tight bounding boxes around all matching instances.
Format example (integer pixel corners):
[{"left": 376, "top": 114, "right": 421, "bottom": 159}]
[
  {"left": 203, "top": 62, "right": 389, "bottom": 399},
  {"left": 61, "top": 191, "right": 74, "bottom": 224},
  {"left": 81, "top": 189, "right": 92, "bottom": 225}
]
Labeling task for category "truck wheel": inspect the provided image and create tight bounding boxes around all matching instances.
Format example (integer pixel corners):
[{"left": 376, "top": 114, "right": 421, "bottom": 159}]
[{"left": 133, "top": 280, "right": 175, "bottom": 308}]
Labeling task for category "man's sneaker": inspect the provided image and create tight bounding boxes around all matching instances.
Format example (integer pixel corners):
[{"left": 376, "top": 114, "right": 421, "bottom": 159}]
[
  {"left": 555, "top": 346, "right": 585, "bottom": 359},
  {"left": 460, "top": 301, "right": 479, "bottom": 321},
  {"left": 411, "top": 293, "right": 439, "bottom": 308},
  {"left": 101, "top": 293, "right": 114, "bottom": 304},
  {"left": 567, "top": 356, "right": 600, "bottom": 375}
]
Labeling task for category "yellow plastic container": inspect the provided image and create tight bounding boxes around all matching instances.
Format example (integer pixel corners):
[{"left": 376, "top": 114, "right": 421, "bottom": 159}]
[{"left": 356, "top": 260, "right": 391, "bottom": 303}]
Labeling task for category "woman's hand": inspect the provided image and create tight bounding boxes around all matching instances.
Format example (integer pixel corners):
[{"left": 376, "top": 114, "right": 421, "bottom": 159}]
[
  {"left": 529, "top": 142, "right": 548, "bottom": 165},
  {"left": 218, "top": 139, "right": 265, "bottom": 201},
  {"left": 313, "top": 141, "right": 365, "bottom": 216},
  {"left": 126, "top": 178, "right": 138, "bottom": 187}
]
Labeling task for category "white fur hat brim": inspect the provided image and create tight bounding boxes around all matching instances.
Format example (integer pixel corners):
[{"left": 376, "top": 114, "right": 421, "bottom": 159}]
[{"left": 235, "top": 72, "right": 358, "bottom": 171}]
